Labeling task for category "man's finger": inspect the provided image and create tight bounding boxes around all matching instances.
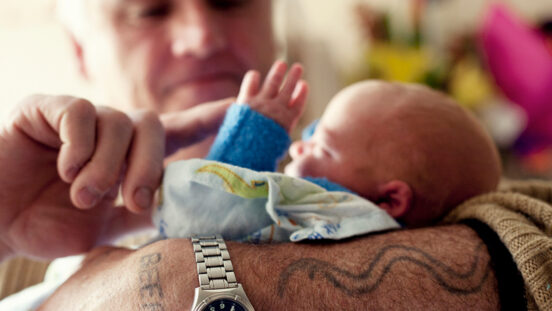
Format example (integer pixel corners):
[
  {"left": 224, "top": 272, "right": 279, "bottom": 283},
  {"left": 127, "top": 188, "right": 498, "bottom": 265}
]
[
  {"left": 13, "top": 95, "right": 97, "bottom": 183},
  {"left": 55, "top": 98, "right": 98, "bottom": 182},
  {"left": 161, "top": 98, "right": 232, "bottom": 156},
  {"left": 70, "top": 106, "right": 134, "bottom": 209},
  {"left": 122, "top": 110, "right": 165, "bottom": 213}
]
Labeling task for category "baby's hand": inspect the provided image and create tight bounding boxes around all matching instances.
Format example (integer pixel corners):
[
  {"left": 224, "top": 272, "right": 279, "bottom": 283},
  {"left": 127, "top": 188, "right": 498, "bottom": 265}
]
[{"left": 237, "top": 61, "right": 309, "bottom": 133}]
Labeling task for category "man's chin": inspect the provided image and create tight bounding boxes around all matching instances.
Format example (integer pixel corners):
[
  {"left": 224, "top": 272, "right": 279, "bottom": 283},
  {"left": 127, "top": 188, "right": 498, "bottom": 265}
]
[{"left": 160, "top": 81, "right": 239, "bottom": 113}]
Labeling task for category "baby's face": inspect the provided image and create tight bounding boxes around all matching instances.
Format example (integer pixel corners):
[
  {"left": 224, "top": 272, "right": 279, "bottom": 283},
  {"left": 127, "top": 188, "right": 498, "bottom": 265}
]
[
  {"left": 284, "top": 86, "right": 382, "bottom": 196},
  {"left": 284, "top": 81, "right": 426, "bottom": 197}
]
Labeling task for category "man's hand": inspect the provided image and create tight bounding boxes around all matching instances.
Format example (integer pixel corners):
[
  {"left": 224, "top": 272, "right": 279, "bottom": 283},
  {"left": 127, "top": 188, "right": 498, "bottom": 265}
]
[
  {"left": 161, "top": 97, "right": 233, "bottom": 161},
  {"left": 0, "top": 95, "right": 165, "bottom": 260},
  {"left": 237, "top": 61, "right": 309, "bottom": 133}
]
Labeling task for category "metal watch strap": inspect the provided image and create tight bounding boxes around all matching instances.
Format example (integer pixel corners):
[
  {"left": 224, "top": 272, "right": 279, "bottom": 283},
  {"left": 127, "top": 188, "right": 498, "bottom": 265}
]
[{"left": 191, "top": 234, "right": 238, "bottom": 290}]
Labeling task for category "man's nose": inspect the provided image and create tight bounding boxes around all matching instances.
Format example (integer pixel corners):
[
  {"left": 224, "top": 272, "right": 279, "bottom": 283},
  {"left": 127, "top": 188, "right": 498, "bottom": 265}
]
[{"left": 170, "top": 2, "right": 226, "bottom": 58}]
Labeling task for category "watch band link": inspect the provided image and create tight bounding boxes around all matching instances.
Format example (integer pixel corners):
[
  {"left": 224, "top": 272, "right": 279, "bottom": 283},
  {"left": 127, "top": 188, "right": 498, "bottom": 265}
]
[{"left": 192, "top": 235, "right": 238, "bottom": 290}]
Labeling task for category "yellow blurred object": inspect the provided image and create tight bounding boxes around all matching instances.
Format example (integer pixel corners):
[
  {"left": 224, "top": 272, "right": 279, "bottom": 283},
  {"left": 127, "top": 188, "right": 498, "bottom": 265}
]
[
  {"left": 366, "top": 43, "right": 431, "bottom": 83},
  {"left": 449, "top": 57, "right": 495, "bottom": 109}
]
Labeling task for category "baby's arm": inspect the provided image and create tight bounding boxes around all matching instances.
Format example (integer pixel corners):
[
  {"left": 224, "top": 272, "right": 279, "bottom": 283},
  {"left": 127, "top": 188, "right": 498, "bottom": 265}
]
[
  {"left": 237, "top": 61, "right": 309, "bottom": 133},
  {"left": 207, "top": 62, "right": 308, "bottom": 171}
]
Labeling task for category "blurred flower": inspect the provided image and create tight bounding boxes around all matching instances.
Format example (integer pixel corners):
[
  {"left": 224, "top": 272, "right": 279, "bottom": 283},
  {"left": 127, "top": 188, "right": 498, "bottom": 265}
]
[
  {"left": 448, "top": 56, "right": 494, "bottom": 109},
  {"left": 366, "top": 43, "right": 431, "bottom": 83}
]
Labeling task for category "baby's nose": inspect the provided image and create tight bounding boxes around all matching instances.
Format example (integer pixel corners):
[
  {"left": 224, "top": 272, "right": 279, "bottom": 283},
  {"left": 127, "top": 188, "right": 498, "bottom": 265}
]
[{"left": 289, "top": 141, "right": 307, "bottom": 159}]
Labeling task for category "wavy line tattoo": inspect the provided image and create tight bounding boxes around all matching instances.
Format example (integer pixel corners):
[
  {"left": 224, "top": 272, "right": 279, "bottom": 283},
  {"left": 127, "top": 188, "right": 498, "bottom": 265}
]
[{"left": 277, "top": 243, "right": 490, "bottom": 297}]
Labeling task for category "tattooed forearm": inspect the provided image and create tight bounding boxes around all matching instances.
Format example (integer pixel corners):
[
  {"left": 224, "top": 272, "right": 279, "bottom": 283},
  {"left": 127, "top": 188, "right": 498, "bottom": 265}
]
[
  {"left": 138, "top": 253, "right": 165, "bottom": 311},
  {"left": 277, "top": 243, "right": 490, "bottom": 298}
]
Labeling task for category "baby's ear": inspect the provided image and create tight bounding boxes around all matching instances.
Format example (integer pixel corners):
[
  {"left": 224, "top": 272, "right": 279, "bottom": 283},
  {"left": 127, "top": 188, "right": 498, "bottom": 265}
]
[{"left": 375, "top": 180, "right": 412, "bottom": 218}]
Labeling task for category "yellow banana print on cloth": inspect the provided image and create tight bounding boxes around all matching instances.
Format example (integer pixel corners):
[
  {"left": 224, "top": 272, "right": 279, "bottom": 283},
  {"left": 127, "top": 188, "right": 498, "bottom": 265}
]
[
  {"left": 197, "top": 164, "right": 269, "bottom": 199},
  {"left": 155, "top": 159, "right": 400, "bottom": 242}
]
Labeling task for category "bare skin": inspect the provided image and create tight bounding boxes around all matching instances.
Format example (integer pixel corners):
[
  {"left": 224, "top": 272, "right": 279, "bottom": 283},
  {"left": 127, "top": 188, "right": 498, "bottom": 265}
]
[
  {"left": 0, "top": 95, "right": 230, "bottom": 261},
  {"left": 237, "top": 60, "right": 308, "bottom": 133},
  {"left": 285, "top": 82, "right": 502, "bottom": 227},
  {"left": 0, "top": 64, "right": 505, "bottom": 310},
  {"left": 75, "top": 0, "right": 275, "bottom": 114},
  {"left": 39, "top": 224, "right": 500, "bottom": 310},
  {"left": 0, "top": 92, "right": 504, "bottom": 311},
  {"left": 235, "top": 65, "right": 501, "bottom": 228}
]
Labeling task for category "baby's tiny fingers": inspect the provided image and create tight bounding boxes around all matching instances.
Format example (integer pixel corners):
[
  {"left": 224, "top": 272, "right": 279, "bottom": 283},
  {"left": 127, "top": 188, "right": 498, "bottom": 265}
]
[
  {"left": 280, "top": 63, "right": 304, "bottom": 99},
  {"left": 260, "top": 60, "right": 287, "bottom": 98},
  {"left": 286, "top": 80, "right": 309, "bottom": 133},
  {"left": 237, "top": 71, "right": 261, "bottom": 104},
  {"left": 290, "top": 80, "right": 309, "bottom": 109}
]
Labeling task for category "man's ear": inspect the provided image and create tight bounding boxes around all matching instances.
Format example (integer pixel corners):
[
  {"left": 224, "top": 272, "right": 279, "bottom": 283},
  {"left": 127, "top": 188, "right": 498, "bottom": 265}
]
[
  {"left": 375, "top": 180, "right": 412, "bottom": 218},
  {"left": 67, "top": 32, "right": 89, "bottom": 79}
]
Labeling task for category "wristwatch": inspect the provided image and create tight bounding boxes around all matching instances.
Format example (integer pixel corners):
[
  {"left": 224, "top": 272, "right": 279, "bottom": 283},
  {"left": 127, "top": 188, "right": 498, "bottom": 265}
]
[{"left": 190, "top": 235, "right": 255, "bottom": 311}]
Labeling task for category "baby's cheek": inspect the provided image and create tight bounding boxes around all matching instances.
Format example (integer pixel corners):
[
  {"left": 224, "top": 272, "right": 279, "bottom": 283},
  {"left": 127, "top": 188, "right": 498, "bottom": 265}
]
[
  {"left": 283, "top": 160, "right": 300, "bottom": 177},
  {"left": 284, "top": 158, "right": 319, "bottom": 179}
]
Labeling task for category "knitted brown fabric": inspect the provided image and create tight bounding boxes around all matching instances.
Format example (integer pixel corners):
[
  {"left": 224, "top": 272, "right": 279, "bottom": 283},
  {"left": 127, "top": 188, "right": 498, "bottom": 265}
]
[{"left": 444, "top": 179, "right": 552, "bottom": 311}]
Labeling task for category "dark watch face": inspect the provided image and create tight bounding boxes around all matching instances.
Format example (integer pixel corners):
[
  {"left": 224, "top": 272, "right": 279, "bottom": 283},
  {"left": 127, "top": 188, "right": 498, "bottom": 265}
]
[{"left": 203, "top": 299, "right": 246, "bottom": 311}]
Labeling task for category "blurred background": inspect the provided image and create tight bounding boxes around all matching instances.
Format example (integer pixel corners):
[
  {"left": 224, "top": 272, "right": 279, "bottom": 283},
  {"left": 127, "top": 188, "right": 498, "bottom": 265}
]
[{"left": 1, "top": 0, "right": 552, "bottom": 179}]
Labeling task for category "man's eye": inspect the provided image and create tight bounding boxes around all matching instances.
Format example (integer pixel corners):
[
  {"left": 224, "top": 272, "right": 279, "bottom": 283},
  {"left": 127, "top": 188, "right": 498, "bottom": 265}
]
[
  {"left": 138, "top": 3, "right": 171, "bottom": 18},
  {"left": 208, "top": 0, "right": 250, "bottom": 10}
]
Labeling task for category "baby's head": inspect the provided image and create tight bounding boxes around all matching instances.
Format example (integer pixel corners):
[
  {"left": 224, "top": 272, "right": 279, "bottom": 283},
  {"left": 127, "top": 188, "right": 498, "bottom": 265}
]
[{"left": 285, "top": 81, "right": 501, "bottom": 227}]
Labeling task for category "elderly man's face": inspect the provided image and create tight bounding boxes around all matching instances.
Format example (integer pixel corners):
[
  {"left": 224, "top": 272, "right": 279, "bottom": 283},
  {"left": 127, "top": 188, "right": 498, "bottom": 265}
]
[{"left": 81, "top": 0, "right": 275, "bottom": 113}]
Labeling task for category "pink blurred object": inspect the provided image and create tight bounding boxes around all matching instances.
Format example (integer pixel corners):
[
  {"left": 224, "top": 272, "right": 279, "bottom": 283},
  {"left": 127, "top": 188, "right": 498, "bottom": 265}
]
[{"left": 480, "top": 4, "right": 552, "bottom": 154}]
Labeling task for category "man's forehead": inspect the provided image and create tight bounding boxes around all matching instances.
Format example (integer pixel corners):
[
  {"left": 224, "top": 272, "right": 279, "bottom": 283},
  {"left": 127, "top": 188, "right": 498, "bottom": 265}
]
[
  {"left": 96, "top": 0, "right": 142, "bottom": 8},
  {"left": 98, "top": 0, "right": 147, "bottom": 4},
  {"left": 90, "top": 0, "right": 156, "bottom": 10},
  {"left": 84, "top": 0, "right": 164, "bottom": 21},
  {"left": 96, "top": 0, "right": 265, "bottom": 6}
]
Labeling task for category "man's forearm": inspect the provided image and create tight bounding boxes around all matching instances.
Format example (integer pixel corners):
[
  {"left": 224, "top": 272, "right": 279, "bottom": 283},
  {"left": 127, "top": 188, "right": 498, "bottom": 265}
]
[
  {"left": 41, "top": 224, "right": 500, "bottom": 310},
  {"left": 230, "top": 224, "right": 499, "bottom": 310}
]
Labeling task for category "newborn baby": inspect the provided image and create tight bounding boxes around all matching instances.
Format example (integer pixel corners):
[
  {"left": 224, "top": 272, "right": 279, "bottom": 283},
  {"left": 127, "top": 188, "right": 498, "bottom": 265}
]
[{"left": 155, "top": 61, "right": 501, "bottom": 242}]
